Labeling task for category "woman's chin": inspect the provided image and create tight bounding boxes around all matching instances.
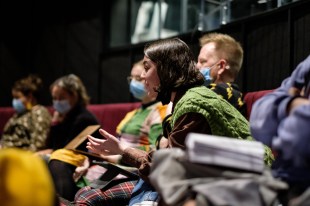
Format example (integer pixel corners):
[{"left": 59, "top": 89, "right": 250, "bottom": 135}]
[{"left": 147, "top": 91, "right": 157, "bottom": 99}]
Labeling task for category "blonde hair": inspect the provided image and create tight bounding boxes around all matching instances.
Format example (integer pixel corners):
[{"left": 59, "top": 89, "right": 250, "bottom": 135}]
[
  {"left": 199, "top": 32, "right": 243, "bottom": 77},
  {"left": 50, "top": 74, "right": 90, "bottom": 106}
]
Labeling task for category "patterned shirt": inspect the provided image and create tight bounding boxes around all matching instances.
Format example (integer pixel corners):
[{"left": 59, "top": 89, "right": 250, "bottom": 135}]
[
  {"left": 117, "top": 101, "right": 167, "bottom": 152},
  {"left": 1, "top": 105, "right": 52, "bottom": 151},
  {"left": 207, "top": 82, "right": 246, "bottom": 117}
]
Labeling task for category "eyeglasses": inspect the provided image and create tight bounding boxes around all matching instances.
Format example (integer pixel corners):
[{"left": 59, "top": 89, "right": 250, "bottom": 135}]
[{"left": 127, "top": 76, "right": 143, "bottom": 83}]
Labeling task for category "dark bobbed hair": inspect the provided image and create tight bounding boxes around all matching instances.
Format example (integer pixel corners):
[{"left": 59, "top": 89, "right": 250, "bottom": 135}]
[
  {"left": 50, "top": 74, "right": 90, "bottom": 106},
  {"left": 12, "top": 74, "right": 43, "bottom": 101},
  {"left": 144, "top": 38, "right": 204, "bottom": 93}
]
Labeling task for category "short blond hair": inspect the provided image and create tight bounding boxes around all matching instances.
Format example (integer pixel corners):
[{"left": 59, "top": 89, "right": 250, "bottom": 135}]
[{"left": 199, "top": 32, "right": 243, "bottom": 77}]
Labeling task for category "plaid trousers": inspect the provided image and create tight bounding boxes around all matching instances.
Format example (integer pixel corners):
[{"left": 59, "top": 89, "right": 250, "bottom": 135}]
[{"left": 72, "top": 180, "right": 137, "bottom": 206}]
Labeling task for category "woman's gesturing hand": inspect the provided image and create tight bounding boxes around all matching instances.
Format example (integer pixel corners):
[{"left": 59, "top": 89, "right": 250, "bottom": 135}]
[{"left": 86, "top": 128, "right": 128, "bottom": 156}]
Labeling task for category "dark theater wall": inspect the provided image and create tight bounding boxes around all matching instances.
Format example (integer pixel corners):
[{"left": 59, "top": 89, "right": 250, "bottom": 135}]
[
  {"left": 0, "top": 0, "right": 103, "bottom": 106},
  {"left": 0, "top": 0, "right": 310, "bottom": 106}
]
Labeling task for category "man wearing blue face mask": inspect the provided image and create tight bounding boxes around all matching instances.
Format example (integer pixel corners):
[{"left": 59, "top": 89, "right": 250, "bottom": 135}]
[{"left": 197, "top": 32, "right": 246, "bottom": 116}]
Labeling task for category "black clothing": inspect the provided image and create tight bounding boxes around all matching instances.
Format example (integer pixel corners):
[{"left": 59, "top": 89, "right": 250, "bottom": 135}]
[
  {"left": 47, "top": 105, "right": 99, "bottom": 201},
  {"left": 46, "top": 105, "right": 99, "bottom": 152},
  {"left": 206, "top": 82, "right": 247, "bottom": 117}
]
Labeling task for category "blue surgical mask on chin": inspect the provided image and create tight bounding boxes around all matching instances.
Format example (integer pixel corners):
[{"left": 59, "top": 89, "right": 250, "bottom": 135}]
[
  {"left": 53, "top": 100, "right": 71, "bottom": 114},
  {"left": 129, "top": 80, "right": 147, "bottom": 100},
  {"left": 12, "top": 98, "right": 26, "bottom": 114}
]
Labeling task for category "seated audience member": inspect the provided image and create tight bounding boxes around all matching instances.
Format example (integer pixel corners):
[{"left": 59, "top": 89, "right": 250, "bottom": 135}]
[
  {"left": 36, "top": 74, "right": 99, "bottom": 200},
  {"left": 197, "top": 32, "right": 246, "bottom": 115},
  {"left": 0, "top": 148, "right": 58, "bottom": 206},
  {"left": 37, "top": 74, "right": 99, "bottom": 156},
  {"left": 57, "top": 61, "right": 168, "bottom": 204},
  {"left": 82, "top": 38, "right": 273, "bottom": 206},
  {"left": 1, "top": 74, "right": 51, "bottom": 151},
  {"left": 250, "top": 54, "right": 310, "bottom": 205}
]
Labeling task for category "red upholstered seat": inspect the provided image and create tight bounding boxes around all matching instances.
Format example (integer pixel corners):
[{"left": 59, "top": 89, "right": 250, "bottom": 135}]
[
  {"left": 87, "top": 103, "right": 141, "bottom": 136},
  {"left": 0, "top": 107, "right": 15, "bottom": 135},
  {"left": 0, "top": 102, "right": 141, "bottom": 136},
  {"left": 243, "top": 90, "right": 274, "bottom": 120},
  {"left": 0, "top": 90, "right": 274, "bottom": 136}
]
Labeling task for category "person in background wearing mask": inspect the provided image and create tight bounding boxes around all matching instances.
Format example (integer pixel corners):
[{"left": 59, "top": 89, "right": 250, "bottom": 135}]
[
  {"left": 36, "top": 74, "right": 99, "bottom": 200},
  {"left": 197, "top": 32, "right": 246, "bottom": 116},
  {"left": 37, "top": 74, "right": 99, "bottom": 156},
  {"left": 118, "top": 59, "right": 168, "bottom": 153},
  {"left": 1, "top": 74, "right": 51, "bottom": 151}
]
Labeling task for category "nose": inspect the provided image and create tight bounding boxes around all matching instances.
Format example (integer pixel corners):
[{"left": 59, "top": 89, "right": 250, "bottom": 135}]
[
  {"left": 196, "top": 62, "right": 201, "bottom": 70},
  {"left": 140, "top": 70, "right": 146, "bottom": 79}
]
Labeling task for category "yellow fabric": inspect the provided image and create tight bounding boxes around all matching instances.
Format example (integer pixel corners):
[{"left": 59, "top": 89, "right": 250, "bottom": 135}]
[
  {"left": 116, "top": 109, "right": 137, "bottom": 135},
  {"left": 50, "top": 148, "right": 87, "bottom": 167},
  {"left": 157, "top": 104, "right": 168, "bottom": 120},
  {"left": 0, "top": 148, "right": 55, "bottom": 206}
]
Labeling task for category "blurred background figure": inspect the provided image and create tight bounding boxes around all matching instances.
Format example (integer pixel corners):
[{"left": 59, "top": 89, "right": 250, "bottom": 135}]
[
  {"left": 37, "top": 74, "right": 99, "bottom": 201},
  {"left": 37, "top": 73, "right": 99, "bottom": 157},
  {"left": 0, "top": 148, "right": 57, "bottom": 206},
  {"left": 1, "top": 74, "right": 51, "bottom": 151},
  {"left": 118, "top": 59, "right": 168, "bottom": 153}
]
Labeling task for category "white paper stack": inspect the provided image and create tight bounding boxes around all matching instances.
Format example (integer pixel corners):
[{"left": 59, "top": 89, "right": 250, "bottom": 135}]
[{"left": 185, "top": 133, "right": 265, "bottom": 173}]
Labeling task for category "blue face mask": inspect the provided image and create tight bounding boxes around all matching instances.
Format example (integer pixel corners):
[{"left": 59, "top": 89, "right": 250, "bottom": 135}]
[
  {"left": 200, "top": 62, "right": 219, "bottom": 85},
  {"left": 12, "top": 98, "right": 26, "bottom": 114},
  {"left": 200, "top": 67, "right": 213, "bottom": 85},
  {"left": 129, "top": 80, "right": 147, "bottom": 100},
  {"left": 200, "top": 67, "right": 212, "bottom": 81},
  {"left": 53, "top": 100, "right": 71, "bottom": 114}
]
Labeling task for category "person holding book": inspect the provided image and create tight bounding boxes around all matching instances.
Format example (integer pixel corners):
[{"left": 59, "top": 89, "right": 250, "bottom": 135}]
[
  {"left": 250, "top": 54, "right": 310, "bottom": 205},
  {"left": 82, "top": 38, "right": 272, "bottom": 206},
  {"left": 36, "top": 74, "right": 99, "bottom": 201}
]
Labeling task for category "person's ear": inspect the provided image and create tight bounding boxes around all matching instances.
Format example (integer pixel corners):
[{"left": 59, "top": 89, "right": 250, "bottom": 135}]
[{"left": 219, "top": 59, "right": 229, "bottom": 70}]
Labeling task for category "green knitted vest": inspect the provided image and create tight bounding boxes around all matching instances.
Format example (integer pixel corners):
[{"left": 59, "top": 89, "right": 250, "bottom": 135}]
[
  {"left": 172, "top": 86, "right": 251, "bottom": 140},
  {"left": 172, "top": 86, "right": 273, "bottom": 165}
]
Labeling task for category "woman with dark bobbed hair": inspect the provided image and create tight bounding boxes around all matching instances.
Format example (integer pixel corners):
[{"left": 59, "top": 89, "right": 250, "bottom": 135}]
[
  {"left": 76, "top": 38, "right": 271, "bottom": 205},
  {"left": 1, "top": 74, "right": 51, "bottom": 151}
]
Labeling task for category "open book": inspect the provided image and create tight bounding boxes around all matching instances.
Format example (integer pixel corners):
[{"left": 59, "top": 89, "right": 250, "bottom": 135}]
[
  {"left": 64, "top": 125, "right": 101, "bottom": 158},
  {"left": 185, "top": 133, "right": 265, "bottom": 173}
]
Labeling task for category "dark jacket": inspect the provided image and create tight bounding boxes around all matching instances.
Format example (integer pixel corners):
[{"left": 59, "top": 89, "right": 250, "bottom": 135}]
[{"left": 46, "top": 105, "right": 99, "bottom": 152}]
